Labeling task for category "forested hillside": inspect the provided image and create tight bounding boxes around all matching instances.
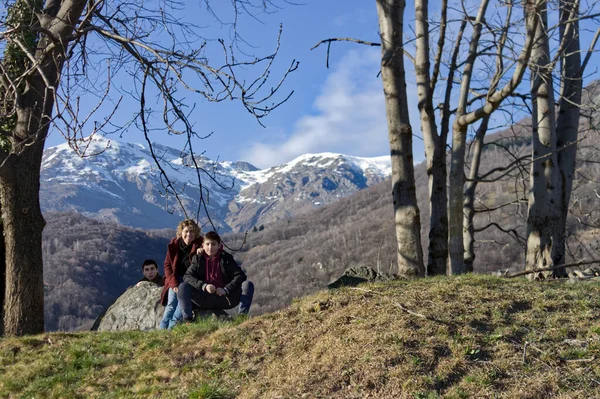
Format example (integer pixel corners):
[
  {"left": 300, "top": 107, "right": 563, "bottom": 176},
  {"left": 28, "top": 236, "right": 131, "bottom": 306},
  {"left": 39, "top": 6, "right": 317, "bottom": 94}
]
[{"left": 42, "top": 213, "right": 172, "bottom": 331}]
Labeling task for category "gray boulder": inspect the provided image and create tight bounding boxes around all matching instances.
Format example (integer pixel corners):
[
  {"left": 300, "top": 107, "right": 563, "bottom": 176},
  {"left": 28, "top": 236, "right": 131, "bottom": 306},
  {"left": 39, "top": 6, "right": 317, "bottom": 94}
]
[
  {"left": 94, "top": 282, "right": 164, "bottom": 332},
  {"left": 327, "top": 266, "right": 396, "bottom": 289}
]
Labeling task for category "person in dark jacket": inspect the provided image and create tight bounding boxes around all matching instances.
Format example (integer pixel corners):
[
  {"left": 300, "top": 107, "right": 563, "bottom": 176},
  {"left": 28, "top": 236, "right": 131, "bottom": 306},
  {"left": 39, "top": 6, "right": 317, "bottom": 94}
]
[
  {"left": 159, "top": 219, "right": 203, "bottom": 329},
  {"left": 136, "top": 259, "right": 164, "bottom": 286},
  {"left": 177, "top": 231, "right": 248, "bottom": 321}
]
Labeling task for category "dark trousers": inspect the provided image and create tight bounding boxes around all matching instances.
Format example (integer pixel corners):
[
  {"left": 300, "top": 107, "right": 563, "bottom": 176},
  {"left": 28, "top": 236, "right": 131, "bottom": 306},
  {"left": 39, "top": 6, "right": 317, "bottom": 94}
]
[{"left": 178, "top": 282, "right": 241, "bottom": 321}]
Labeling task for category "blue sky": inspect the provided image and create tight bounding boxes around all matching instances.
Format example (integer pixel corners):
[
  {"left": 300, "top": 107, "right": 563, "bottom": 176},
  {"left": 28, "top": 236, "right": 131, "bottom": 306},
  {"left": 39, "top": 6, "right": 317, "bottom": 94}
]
[{"left": 45, "top": 1, "right": 422, "bottom": 169}]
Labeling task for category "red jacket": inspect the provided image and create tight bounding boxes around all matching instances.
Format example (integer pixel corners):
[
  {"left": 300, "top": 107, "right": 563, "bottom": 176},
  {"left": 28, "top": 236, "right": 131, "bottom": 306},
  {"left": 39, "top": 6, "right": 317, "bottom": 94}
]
[{"left": 160, "top": 236, "right": 203, "bottom": 305}]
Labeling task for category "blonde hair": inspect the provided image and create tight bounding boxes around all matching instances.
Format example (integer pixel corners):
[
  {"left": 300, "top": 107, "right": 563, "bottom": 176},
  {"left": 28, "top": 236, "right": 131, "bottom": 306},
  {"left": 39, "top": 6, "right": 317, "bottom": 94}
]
[{"left": 176, "top": 219, "right": 201, "bottom": 239}]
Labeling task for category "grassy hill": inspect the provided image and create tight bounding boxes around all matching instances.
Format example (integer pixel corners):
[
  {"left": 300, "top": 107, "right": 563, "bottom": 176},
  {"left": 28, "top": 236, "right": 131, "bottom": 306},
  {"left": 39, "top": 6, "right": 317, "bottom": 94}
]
[{"left": 2, "top": 275, "right": 599, "bottom": 398}]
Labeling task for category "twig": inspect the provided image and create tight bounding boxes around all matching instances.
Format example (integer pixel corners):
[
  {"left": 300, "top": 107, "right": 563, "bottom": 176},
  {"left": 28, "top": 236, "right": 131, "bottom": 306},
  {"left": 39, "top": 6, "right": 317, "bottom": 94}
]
[
  {"left": 561, "top": 357, "right": 595, "bottom": 363},
  {"left": 311, "top": 37, "right": 380, "bottom": 69},
  {"left": 505, "top": 260, "right": 600, "bottom": 278},
  {"left": 349, "top": 287, "right": 446, "bottom": 325},
  {"left": 394, "top": 302, "right": 429, "bottom": 320},
  {"left": 311, "top": 37, "right": 380, "bottom": 51}
]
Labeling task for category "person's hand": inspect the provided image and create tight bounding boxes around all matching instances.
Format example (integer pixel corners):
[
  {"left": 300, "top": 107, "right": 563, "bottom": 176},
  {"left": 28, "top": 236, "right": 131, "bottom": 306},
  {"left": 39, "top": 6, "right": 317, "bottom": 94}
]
[
  {"left": 197, "top": 247, "right": 204, "bottom": 255},
  {"left": 135, "top": 282, "right": 142, "bottom": 288},
  {"left": 205, "top": 284, "right": 216, "bottom": 294},
  {"left": 173, "top": 286, "right": 179, "bottom": 294},
  {"left": 216, "top": 287, "right": 226, "bottom": 296}
]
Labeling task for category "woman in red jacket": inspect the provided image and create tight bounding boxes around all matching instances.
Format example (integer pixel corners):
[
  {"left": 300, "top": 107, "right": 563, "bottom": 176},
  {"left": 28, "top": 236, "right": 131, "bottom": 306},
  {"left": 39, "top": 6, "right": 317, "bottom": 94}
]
[{"left": 159, "top": 219, "right": 202, "bottom": 329}]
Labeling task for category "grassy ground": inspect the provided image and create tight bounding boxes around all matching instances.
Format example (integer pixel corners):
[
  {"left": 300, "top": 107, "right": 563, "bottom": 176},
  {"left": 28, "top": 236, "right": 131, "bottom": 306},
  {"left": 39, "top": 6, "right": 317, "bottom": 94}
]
[{"left": 1, "top": 275, "right": 599, "bottom": 398}]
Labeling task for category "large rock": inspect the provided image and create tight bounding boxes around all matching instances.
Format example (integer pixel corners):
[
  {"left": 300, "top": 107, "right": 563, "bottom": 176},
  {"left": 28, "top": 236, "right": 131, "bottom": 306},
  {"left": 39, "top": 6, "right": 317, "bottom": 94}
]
[
  {"left": 327, "top": 266, "right": 396, "bottom": 289},
  {"left": 94, "top": 282, "right": 164, "bottom": 332}
]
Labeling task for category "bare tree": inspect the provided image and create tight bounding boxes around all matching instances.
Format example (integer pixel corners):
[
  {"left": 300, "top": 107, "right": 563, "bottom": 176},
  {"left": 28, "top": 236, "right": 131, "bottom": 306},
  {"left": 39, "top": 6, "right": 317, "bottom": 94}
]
[
  {"left": 413, "top": 0, "right": 451, "bottom": 276},
  {"left": 376, "top": 0, "right": 424, "bottom": 277},
  {"left": 448, "top": 0, "right": 540, "bottom": 274},
  {"left": 0, "top": 0, "right": 295, "bottom": 336},
  {"left": 462, "top": 3, "right": 520, "bottom": 271},
  {"left": 525, "top": 0, "right": 561, "bottom": 274},
  {"left": 551, "top": 0, "right": 583, "bottom": 274},
  {"left": 525, "top": 0, "right": 600, "bottom": 275}
]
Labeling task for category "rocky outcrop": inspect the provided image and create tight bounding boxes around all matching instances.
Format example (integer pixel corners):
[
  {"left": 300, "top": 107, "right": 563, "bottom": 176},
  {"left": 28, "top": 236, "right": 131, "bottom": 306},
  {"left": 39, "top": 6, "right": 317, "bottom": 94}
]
[
  {"left": 327, "top": 266, "right": 397, "bottom": 289},
  {"left": 94, "top": 282, "right": 164, "bottom": 332}
]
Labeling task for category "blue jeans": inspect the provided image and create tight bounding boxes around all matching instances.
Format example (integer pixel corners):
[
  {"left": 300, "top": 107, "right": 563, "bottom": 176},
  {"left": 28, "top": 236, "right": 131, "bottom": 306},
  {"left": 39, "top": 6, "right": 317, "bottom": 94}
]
[
  {"left": 159, "top": 288, "right": 182, "bottom": 330},
  {"left": 239, "top": 280, "right": 254, "bottom": 315}
]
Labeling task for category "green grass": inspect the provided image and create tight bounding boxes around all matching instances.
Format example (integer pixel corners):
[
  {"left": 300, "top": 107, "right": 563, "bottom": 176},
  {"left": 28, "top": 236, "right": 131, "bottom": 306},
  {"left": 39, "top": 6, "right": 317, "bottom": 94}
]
[{"left": 1, "top": 275, "right": 600, "bottom": 398}]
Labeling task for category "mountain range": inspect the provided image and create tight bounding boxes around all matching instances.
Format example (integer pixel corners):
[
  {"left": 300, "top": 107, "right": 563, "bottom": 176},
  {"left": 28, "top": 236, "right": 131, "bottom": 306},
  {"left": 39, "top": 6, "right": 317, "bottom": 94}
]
[{"left": 40, "top": 135, "right": 391, "bottom": 232}]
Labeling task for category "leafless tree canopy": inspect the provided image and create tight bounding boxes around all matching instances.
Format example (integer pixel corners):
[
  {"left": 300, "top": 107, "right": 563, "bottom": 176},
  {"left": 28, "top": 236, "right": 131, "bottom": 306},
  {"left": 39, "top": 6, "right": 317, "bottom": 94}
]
[{"left": 2, "top": 0, "right": 297, "bottom": 219}]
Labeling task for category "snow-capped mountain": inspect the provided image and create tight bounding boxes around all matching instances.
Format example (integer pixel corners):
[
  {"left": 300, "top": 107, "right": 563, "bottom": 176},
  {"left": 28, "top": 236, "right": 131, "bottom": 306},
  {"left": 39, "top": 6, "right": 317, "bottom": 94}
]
[{"left": 41, "top": 135, "right": 391, "bottom": 231}]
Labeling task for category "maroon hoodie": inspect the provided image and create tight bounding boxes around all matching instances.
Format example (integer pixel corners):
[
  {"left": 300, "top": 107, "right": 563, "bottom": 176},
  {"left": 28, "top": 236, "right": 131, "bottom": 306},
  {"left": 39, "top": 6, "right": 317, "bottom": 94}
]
[{"left": 203, "top": 248, "right": 227, "bottom": 288}]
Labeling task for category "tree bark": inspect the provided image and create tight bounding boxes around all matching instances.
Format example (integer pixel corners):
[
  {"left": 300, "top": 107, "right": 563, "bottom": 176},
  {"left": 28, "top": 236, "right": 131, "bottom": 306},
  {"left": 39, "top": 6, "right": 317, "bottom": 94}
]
[
  {"left": 0, "top": 144, "right": 46, "bottom": 335},
  {"left": 463, "top": 116, "right": 490, "bottom": 272},
  {"left": 376, "top": 0, "right": 424, "bottom": 277},
  {"left": 551, "top": 0, "right": 581, "bottom": 276},
  {"left": 525, "top": 0, "right": 560, "bottom": 273},
  {"left": 414, "top": 0, "right": 448, "bottom": 276}
]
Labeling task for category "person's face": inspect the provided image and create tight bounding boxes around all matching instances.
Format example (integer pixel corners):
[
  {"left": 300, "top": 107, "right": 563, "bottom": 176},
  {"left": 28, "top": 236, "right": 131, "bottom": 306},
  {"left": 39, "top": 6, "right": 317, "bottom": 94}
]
[
  {"left": 202, "top": 239, "right": 220, "bottom": 258},
  {"left": 142, "top": 264, "right": 158, "bottom": 280},
  {"left": 181, "top": 226, "right": 197, "bottom": 245}
]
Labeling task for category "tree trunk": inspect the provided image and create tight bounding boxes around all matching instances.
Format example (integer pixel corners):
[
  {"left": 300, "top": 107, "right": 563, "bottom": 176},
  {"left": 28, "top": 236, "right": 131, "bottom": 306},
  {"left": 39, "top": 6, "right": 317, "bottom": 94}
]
[
  {"left": 551, "top": 0, "right": 581, "bottom": 276},
  {"left": 0, "top": 145, "right": 46, "bottom": 335},
  {"left": 414, "top": 0, "right": 448, "bottom": 276},
  {"left": 0, "top": 0, "right": 88, "bottom": 335},
  {"left": 463, "top": 117, "right": 490, "bottom": 272},
  {"left": 427, "top": 154, "right": 448, "bottom": 275},
  {"left": 448, "top": 124, "right": 468, "bottom": 275},
  {"left": 525, "top": 0, "right": 559, "bottom": 273},
  {"left": 448, "top": 1, "right": 490, "bottom": 275},
  {"left": 0, "top": 211, "right": 5, "bottom": 335},
  {"left": 376, "top": 0, "right": 424, "bottom": 277}
]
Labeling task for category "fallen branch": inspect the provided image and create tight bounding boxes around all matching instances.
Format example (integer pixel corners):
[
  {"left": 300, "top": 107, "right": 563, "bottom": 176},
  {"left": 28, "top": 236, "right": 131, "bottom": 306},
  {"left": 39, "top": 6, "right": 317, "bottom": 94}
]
[
  {"left": 394, "top": 302, "right": 429, "bottom": 320},
  {"left": 349, "top": 287, "right": 447, "bottom": 325},
  {"left": 505, "top": 260, "right": 600, "bottom": 278}
]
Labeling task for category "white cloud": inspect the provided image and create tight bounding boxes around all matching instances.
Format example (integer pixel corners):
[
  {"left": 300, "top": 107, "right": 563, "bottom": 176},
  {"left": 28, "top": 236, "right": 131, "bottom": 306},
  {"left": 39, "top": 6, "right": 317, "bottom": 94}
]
[{"left": 244, "top": 48, "right": 422, "bottom": 168}]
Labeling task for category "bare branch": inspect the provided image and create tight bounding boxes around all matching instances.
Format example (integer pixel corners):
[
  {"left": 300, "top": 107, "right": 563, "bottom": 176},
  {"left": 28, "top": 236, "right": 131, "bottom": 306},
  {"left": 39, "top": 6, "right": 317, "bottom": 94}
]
[{"left": 506, "top": 260, "right": 600, "bottom": 278}]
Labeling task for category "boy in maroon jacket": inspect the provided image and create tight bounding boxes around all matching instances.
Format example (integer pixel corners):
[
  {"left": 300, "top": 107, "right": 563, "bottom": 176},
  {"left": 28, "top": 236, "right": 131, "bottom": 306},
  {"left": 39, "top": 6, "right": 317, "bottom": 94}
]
[{"left": 177, "top": 231, "right": 247, "bottom": 321}]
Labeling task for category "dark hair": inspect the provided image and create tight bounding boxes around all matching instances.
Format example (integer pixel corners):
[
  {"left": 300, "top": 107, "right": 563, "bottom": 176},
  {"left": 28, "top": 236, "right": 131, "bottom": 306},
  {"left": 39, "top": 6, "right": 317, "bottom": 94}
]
[
  {"left": 203, "top": 231, "right": 221, "bottom": 244},
  {"left": 142, "top": 259, "right": 158, "bottom": 270}
]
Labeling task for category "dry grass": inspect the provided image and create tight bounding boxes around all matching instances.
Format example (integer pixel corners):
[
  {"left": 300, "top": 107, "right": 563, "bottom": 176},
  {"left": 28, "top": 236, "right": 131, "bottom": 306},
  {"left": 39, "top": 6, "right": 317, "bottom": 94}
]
[{"left": 1, "top": 275, "right": 599, "bottom": 398}]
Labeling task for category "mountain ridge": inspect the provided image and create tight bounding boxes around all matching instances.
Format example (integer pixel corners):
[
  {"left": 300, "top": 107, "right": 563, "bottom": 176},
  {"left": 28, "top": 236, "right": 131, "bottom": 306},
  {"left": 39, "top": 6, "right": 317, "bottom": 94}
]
[{"left": 41, "top": 135, "right": 391, "bottom": 231}]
